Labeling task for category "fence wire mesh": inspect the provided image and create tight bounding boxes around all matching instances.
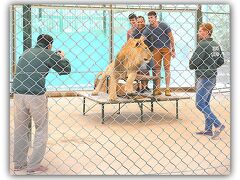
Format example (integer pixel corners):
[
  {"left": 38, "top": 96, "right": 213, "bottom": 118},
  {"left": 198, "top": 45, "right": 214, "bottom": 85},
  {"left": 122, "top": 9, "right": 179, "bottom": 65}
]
[{"left": 9, "top": 4, "right": 230, "bottom": 175}]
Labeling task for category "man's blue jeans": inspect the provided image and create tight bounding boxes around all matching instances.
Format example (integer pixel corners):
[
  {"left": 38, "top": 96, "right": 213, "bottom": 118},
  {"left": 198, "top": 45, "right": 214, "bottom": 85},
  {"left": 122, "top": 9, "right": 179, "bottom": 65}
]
[{"left": 196, "top": 77, "right": 222, "bottom": 132}]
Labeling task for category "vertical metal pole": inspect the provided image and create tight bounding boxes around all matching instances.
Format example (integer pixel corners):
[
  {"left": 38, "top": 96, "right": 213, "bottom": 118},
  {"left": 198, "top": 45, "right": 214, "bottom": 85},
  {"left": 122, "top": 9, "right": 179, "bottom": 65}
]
[
  {"left": 38, "top": 8, "right": 42, "bottom": 34},
  {"left": 23, "top": 4, "right": 32, "bottom": 145},
  {"left": 59, "top": 9, "right": 63, "bottom": 32},
  {"left": 103, "top": 5, "right": 107, "bottom": 35},
  {"left": 158, "top": 5, "right": 163, "bottom": 21},
  {"left": 11, "top": 5, "right": 16, "bottom": 78},
  {"left": 196, "top": 5, "right": 202, "bottom": 43},
  {"left": 109, "top": 5, "right": 114, "bottom": 63},
  {"left": 23, "top": 4, "right": 32, "bottom": 51}
]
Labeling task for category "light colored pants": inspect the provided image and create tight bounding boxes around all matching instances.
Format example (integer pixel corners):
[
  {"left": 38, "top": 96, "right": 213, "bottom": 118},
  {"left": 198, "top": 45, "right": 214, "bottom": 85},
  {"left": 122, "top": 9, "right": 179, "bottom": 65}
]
[{"left": 13, "top": 94, "right": 48, "bottom": 170}]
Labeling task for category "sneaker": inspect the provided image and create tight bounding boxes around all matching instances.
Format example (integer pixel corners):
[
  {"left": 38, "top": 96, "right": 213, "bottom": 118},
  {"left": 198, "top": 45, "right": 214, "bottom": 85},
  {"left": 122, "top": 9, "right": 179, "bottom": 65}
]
[
  {"left": 27, "top": 165, "right": 48, "bottom": 174},
  {"left": 195, "top": 131, "right": 213, "bottom": 136},
  {"left": 165, "top": 88, "right": 171, "bottom": 96},
  {"left": 136, "top": 87, "right": 141, "bottom": 92},
  {"left": 145, "top": 87, "right": 151, "bottom": 92},
  {"left": 153, "top": 88, "right": 161, "bottom": 96},
  {"left": 14, "top": 165, "right": 27, "bottom": 171},
  {"left": 212, "top": 125, "right": 225, "bottom": 140},
  {"left": 145, "top": 87, "right": 150, "bottom": 91},
  {"left": 140, "top": 88, "right": 147, "bottom": 93}
]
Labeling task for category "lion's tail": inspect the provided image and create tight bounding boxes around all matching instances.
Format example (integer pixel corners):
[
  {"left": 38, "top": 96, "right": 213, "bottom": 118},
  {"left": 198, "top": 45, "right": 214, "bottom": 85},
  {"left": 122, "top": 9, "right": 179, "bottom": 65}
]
[{"left": 94, "top": 72, "right": 103, "bottom": 89}]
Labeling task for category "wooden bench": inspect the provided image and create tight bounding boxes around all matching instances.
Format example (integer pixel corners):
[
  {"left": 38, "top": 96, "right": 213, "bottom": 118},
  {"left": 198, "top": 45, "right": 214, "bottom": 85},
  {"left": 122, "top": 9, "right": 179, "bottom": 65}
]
[{"left": 78, "top": 91, "right": 190, "bottom": 124}]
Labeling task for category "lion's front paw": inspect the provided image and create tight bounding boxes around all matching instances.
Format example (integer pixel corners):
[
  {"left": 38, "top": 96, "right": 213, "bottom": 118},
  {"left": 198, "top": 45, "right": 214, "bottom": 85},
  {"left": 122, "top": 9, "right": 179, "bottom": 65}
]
[
  {"left": 92, "top": 90, "right": 99, "bottom": 96},
  {"left": 108, "top": 95, "right": 117, "bottom": 102},
  {"left": 125, "top": 90, "right": 137, "bottom": 96}
]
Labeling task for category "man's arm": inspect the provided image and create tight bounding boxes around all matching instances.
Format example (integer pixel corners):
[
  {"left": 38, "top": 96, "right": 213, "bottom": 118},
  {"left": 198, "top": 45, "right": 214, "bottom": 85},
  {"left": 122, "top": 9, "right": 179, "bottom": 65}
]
[
  {"left": 189, "top": 44, "right": 206, "bottom": 70},
  {"left": 127, "top": 28, "right": 133, "bottom": 41},
  {"left": 139, "top": 35, "right": 145, "bottom": 42},
  {"left": 216, "top": 46, "right": 224, "bottom": 67},
  {"left": 127, "top": 31, "right": 130, "bottom": 40},
  {"left": 49, "top": 51, "right": 71, "bottom": 75},
  {"left": 168, "top": 31, "right": 176, "bottom": 58},
  {"left": 131, "top": 28, "right": 141, "bottom": 39},
  {"left": 139, "top": 26, "right": 151, "bottom": 42}
]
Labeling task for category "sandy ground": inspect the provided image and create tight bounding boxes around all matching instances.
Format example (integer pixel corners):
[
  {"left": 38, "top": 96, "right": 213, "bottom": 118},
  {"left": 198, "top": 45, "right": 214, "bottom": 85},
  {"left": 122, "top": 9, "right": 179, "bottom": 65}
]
[{"left": 9, "top": 91, "right": 230, "bottom": 175}]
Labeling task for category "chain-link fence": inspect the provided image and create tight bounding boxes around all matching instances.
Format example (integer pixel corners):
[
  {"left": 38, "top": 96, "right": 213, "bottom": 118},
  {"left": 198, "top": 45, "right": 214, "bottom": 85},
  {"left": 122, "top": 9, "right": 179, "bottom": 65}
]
[{"left": 9, "top": 4, "right": 230, "bottom": 175}]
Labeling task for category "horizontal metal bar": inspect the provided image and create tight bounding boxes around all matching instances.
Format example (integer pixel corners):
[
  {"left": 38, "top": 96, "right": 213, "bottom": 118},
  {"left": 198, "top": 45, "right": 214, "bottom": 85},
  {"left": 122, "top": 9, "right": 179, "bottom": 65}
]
[{"left": 11, "top": 4, "right": 201, "bottom": 12}]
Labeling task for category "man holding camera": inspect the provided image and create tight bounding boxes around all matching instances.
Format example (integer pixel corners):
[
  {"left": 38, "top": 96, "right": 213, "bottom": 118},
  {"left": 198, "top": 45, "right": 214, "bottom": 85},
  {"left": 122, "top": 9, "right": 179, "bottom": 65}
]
[{"left": 12, "top": 34, "right": 71, "bottom": 173}]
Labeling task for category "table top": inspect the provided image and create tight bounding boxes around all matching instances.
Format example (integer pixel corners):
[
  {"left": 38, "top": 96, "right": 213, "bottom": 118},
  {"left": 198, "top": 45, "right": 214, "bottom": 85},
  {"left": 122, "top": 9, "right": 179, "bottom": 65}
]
[{"left": 78, "top": 91, "right": 190, "bottom": 104}]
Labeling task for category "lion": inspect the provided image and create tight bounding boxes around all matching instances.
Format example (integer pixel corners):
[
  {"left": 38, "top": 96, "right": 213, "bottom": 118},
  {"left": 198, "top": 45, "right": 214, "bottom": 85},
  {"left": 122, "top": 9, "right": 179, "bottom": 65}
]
[{"left": 92, "top": 38, "right": 152, "bottom": 101}]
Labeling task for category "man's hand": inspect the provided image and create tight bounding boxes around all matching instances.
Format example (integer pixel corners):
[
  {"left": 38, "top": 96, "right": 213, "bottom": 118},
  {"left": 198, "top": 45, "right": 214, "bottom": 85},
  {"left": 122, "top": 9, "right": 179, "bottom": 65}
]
[
  {"left": 57, "top": 50, "right": 65, "bottom": 58},
  {"left": 171, "top": 50, "right": 176, "bottom": 58},
  {"left": 168, "top": 31, "right": 176, "bottom": 58}
]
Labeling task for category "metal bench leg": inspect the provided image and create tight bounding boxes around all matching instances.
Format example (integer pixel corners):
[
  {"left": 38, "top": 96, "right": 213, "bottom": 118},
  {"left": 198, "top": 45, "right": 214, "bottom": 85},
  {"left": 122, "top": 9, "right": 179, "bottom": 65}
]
[
  {"left": 117, "top": 103, "right": 120, "bottom": 114},
  {"left": 176, "top": 100, "right": 179, "bottom": 119},
  {"left": 102, "top": 104, "right": 105, "bottom": 124},
  {"left": 106, "top": 76, "right": 109, "bottom": 94},
  {"left": 151, "top": 101, "right": 153, "bottom": 112},
  {"left": 83, "top": 97, "right": 86, "bottom": 115},
  {"left": 140, "top": 102, "right": 144, "bottom": 122}
]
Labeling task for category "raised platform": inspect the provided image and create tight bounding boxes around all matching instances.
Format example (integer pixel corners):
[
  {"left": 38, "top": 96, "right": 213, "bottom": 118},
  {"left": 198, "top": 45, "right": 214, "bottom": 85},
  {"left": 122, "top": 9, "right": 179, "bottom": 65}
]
[{"left": 78, "top": 91, "right": 190, "bottom": 124}]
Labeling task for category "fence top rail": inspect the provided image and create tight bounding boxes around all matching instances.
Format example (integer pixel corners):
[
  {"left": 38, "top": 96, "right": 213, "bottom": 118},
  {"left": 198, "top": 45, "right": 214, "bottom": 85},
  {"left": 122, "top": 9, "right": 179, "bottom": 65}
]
[{"left": 11, "top": 4, "right": 201, "bottom": 12}]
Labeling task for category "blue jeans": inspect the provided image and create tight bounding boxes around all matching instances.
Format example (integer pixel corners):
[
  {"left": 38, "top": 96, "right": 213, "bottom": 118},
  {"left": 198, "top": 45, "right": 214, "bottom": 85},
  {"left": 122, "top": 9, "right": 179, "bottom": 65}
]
[{"left": 195, "top": 77, "right": 222, "bottom": 132}]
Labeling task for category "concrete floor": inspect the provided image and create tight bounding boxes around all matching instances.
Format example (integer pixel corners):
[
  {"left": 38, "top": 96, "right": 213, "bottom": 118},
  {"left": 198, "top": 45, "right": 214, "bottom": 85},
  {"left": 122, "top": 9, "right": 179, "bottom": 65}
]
[{"left": 9, "top": 91, "right": 230, "bottom": 175}]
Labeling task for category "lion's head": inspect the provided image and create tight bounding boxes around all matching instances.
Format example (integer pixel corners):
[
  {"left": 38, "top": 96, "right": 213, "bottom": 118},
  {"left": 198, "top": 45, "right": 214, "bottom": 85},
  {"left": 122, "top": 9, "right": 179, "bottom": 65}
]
[{"left": 115, "top": 39, "right": 152, "bottom": 71}]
